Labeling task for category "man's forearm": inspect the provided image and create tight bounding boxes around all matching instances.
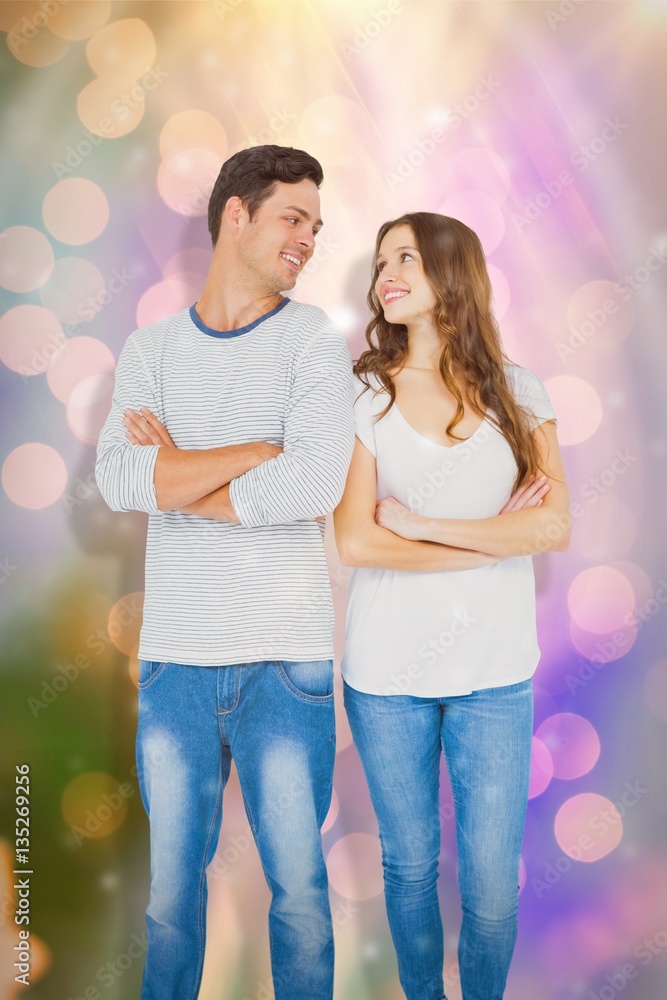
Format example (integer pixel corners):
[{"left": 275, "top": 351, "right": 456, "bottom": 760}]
[
  {"left": 178, "top": 483, "right": 239, "bottom": 522},
  {"left": 154, "top": 442, "right": 278, "bottom": 511}
]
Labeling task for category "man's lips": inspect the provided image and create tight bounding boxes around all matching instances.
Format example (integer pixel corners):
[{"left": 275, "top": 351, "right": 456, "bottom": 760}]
[{"left": 280, "top": 252, "right": 304, "bottom": 272}]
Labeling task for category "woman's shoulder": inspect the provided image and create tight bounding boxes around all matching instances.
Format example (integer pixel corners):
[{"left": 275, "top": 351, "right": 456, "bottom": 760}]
[
  {"left": 503, "top": 361, "right": 556, "bottom": 426},
  {"left": 351, "top": 369, "right": 387, "bottom": 399},
  {"left": 503, "top": 361, "right": 549, "bottom": 397}
]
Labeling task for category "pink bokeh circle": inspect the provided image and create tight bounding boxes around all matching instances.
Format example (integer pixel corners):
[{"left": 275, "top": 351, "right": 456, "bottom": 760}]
[
  {"left": 0, "top": 226, "right": 54, "bottom": 292},
  {"left": 542, "top": 376, "right": 602, "bottom": 445},
  {"left": 326, "top": 833, "right": 384, "bottom": 901},
  {"left": 46, "top": 336, "right": 116, "bottom": 404},
  {"left": 535, "top": 713, "right": 601, "bottom": 780},
  {"left": 529, "top": 736, "right": 554, "bottom": 798},
  {"left": 554, "top": 793, "right": 623, "bottom": 862},
  {"left": 2, "top": 443, "right": 68, "bottom": 509},
  {"left": 568, "top": 566, "right": 636, "bottom": 634}
]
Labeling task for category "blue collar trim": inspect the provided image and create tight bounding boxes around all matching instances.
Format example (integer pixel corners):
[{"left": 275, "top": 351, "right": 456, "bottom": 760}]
[{"left": 189, "top": 296, "right": 290, "bottom": 338}]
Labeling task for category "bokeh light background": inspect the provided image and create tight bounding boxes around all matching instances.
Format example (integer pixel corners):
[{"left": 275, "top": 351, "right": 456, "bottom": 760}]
[{"left": 1, "top": 1, "right": 666, "bottom": 998}]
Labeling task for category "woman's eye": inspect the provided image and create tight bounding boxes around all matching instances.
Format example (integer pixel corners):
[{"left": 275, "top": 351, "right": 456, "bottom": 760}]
[
  {"left": 377, "top": 262, "right": 385, "bottom": 271},
  {"left": 401, "top": 252, "right": 414, "bottom": 262}
]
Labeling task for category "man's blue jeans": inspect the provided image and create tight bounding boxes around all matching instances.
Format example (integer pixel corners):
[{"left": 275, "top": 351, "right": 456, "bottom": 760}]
[
  {"left": 135, "top": 658, "right": 336, "bottom": 1000},
  {"left": 343, "top": 678, "right": 533, "bottom": 1000}
]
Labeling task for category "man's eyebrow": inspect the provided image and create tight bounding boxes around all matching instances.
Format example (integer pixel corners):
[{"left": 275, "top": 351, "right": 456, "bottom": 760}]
[{"left": 284, "top": 205, "right": 324, "bottom": 229}]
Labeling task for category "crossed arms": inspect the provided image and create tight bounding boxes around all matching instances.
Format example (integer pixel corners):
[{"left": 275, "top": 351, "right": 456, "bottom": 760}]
[
  {"left": 94, "top": 329, "right": 355, "bottom": 526},
  {"left": 333, "top": 419, "right": 571, "bottom": 572}
]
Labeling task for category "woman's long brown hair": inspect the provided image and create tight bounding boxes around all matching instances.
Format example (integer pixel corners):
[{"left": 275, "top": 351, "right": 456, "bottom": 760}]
[{"left": 354, "top": 212, "right": 545, "bottom": 493}]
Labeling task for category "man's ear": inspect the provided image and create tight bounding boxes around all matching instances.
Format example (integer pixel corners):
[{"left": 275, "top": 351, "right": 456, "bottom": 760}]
[{"left": 224, "top": 195, "right": 248, "bottom": 234}]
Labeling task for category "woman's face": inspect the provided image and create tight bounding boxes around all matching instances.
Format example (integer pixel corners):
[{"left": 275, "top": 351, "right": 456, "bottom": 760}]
[{"left": 374, "top": 224, "right": 438, "bottom": 325}]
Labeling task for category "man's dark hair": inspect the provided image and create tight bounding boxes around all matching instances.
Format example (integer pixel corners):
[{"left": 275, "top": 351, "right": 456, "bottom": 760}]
[{"left": 207, "top": 144, "right": 324, "bottom": 247}]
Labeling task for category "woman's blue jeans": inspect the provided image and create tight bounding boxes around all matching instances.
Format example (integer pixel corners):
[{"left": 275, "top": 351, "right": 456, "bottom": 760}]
[
  {"left": 343, "top": 678, "right": 533, "bottom": 1000},
  {"left": 135, "top": 658, "right": 336, "bottom": 1000}
]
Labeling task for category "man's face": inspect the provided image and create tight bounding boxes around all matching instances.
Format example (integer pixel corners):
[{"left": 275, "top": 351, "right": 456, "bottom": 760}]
[{"left": 235, "top": 178, "right": 323, "bottom": 293}]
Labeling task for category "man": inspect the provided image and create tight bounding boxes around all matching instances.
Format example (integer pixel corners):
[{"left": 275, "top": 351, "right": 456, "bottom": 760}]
[{"left": 95, "top": 144, "right": 354, "bottom": 1000}]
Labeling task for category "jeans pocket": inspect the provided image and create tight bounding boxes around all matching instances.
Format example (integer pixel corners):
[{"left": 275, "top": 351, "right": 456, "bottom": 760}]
[
  {"left": 137, "top": 659, "right": 169, "bottom": 690},
  {"left": 273, "top": 659, "right": 334, "bottom": 703}
]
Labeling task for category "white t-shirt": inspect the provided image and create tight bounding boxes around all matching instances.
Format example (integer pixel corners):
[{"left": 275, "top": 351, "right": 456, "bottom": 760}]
[{"left": 341, "top": 364, "right": 558, "bottom": 697}]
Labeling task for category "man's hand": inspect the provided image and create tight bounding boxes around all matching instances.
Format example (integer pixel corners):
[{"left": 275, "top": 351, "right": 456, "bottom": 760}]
[{"left": 124, "top": 408, "right": 176, "bottom": 448}]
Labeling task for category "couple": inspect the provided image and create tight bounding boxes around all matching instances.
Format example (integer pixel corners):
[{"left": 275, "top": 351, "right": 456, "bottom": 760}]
[{"left": 95, "top": 144, "right": 570, "bottom": 1000}]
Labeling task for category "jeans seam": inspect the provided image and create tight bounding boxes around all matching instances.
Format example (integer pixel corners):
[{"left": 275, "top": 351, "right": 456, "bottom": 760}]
[
  {"left": 192, "top": 769, "right": 223, "bottom": 1000},
  {"left": 271, "top": 660, "right": 335, "bottom": 704},
  {"left": 137, "top": 660, "right": 168, "bottom": 690}
]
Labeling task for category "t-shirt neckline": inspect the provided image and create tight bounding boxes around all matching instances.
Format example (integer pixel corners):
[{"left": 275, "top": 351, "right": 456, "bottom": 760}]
[{"left": 189, "top": 296, "right": 290, "bottom": 338}]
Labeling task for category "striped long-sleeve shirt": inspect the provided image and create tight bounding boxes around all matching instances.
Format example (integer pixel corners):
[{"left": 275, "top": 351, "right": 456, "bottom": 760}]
[{"left": 95, "top": 297, "right": 355, "bottom": 666}]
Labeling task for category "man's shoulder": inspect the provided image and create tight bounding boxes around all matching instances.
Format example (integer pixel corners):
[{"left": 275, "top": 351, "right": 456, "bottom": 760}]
[
  {"left": 285, "top": 299, "right": 342, "bottom": 337},
  {"left": 126, "top": 307, "right": 191, "bottom": 352}
]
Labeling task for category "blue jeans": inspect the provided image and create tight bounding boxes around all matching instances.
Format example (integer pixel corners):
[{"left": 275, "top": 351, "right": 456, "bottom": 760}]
[
  {"left": 135, "top": 658, "right": 336, "bottom": 1000},
  {"left": 343, "top": 678, "right": 533, "bottom": 1000}
]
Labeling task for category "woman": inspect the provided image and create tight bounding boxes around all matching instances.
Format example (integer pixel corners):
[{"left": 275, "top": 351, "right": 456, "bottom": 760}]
[{"left": 333, "top": 212, "right": 571, "bottom": 1000}]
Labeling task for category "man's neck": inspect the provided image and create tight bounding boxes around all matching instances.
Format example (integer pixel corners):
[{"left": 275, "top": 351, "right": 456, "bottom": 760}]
[{"left": 195, "top": 287, "right": 284, "bottom": 333}]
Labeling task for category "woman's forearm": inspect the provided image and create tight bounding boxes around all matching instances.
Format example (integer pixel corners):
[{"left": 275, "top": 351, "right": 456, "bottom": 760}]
[
  {"left": 417, "top": 506, "right": 572, "bottom": 557},
  {"left": 338, "top": 522, "right": 500, "bottom": 572}
]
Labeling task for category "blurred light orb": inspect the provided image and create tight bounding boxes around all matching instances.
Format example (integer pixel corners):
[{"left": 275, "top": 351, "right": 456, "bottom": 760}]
[
  {"left": 567, "top": 280, "right": 635, "bottom": 350},
  {"left": 0, "top": 226, "right": 54, "bottom": 291},
  {"left": 108, "top": 592, "right": 144, "bottom": 655},
  {"left": 643, "top": 658, "right": 667, "bottom": 723},
  {"left": 66, "top": 373, "right": 114, "bottom": 444},
  {"left": 518, "top": 856, "right": 526, "bottom": 893},
  {"left": 77, "top": 74, "right": 146, "bottom": 139},
  {"left": 535, "top": 713, "right": 601, "bottom": 780},
  {"left": 137, "top": 275, "right": 203, "bottom": 328},
  {"left": 568, "top": 565, "right": 636, "bottom": 634},
  {"left": 438, "top": 191, "right": 505, "bottom": 255},
  {"left": 61, "top": 771, "right": 129, "bottom": 840},
  {"left": 487, "top": 263, "right": 511, "bottom": 320},
  {"left": 85, "top": 17, "right": 156, "bottom": 82},
  {"left": 0, "top": 304, "right": 65, "bottom": 376},
  {"left": 529, "top": 736, "right": 554, "bottom": 798},
  {"left": 542, "top": 376, "right": 602, "bottom": 445},
  {"left": 555, "top": 793, "right": 623, "bottom": 862},
  {"left": 327, "top": 833, "right": 384, "bottom": 900},
  {"left": 163, "top": 248, "right": 211, "bottom": 280},
  {"left": 322, "top": 790, "right": 339, "bottom": 834},
  {"left": 43, "top": 178, "right": 109, "bottom": 245},
  {"left": 6, "top": 18, "right": 70, "bottom": 66},
  {"left": 39, "top": 256, "right": 106, "bottom": 325},
  {"left": 2, "top": 443, "right": 68, "bottom": 509},
  {"left": 441, "top": 147, "right": 512, "bottom": 205},
  {"left": 300, "top": 96, "right": 371, "bottom": 166},
  {"left": 572, "top": 496, "right": 636, "bottom": 562},
  {"left": 49, "top": 0, "right": 112, "bottom": 41},
  {"left": 160, "top": 110, "right": 228, "bottom": 161},
  {"left": 157, "top": 148, "right": 222, "bottom": 217},
  {"left": 569, "top": 619, "right": 637, "bottom": 664},
  {"left": 46, "top": 335, "right": 116, "bottom": 404}
]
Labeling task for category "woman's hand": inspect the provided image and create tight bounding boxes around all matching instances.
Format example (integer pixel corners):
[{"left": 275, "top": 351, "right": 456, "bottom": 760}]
[
  {"left": 375, "top": 472, "right": 551, "bottom": 541},
  {"left": 374, "top": 496, "right": 424, "bottom": 540},
  {"left": 124, "top": 408, "right": 176, "bottom": 448},
  {"left": 499, "top": 474, "right": 550, "bottom": 513}
]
